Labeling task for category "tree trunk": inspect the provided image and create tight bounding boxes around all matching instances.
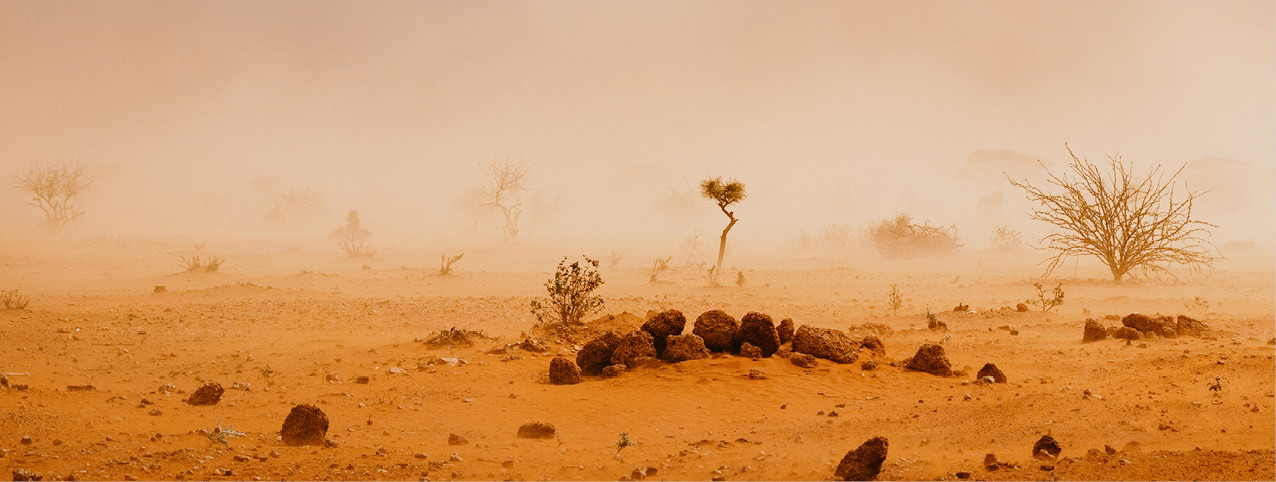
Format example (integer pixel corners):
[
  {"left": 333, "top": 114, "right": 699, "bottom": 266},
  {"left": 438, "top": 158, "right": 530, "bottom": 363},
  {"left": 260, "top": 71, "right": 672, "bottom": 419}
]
[{"left": 716, "top": 217, "right": 737, "bottom": 274}]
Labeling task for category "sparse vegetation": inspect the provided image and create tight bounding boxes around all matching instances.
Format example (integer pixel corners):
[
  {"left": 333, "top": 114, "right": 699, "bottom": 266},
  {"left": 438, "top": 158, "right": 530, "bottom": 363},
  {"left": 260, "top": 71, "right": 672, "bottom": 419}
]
[
  {"left": 648, "top": 255, "right": 672, "bottom": 283},
  {"left": 888, "top": 284, "right": 903, "bottom": 314},
  {"left": 1028, "top": 282, "right": 1064, "bottom": 312},
  {"left": 701, "top": 177, "right": 746, "bottom": 275},
  {"left": 478, "top": 155, "right": 530, "bottom": 241},
  {"left": 1186, "top": 296, "right": 1210, "bottom": 312},
  {"left": 337, "top": 235, "right": 376, "bottom": 258},
  {"left": 179, "top": 245, "right": 226, "bottom": 273},
  {"left": 1, "top": 289, "right": 30, "bottom": 310},
  {"left": 615, "top": 432, "right": 637, "bottom": 457},
  {"left": 530, "top": 256, "right": 605, "bottom": 328},
  {"left": 204, "top": 418, "right": 246, "bottom": 447},
  {"left": 439, "top": 253, "right": 464, "bottom": 275},
  {"left": 868, "top": 213, "right": 961, "bottom": 258},
  {"left": 266, "top": 186, "right": 327, "bottom": 224},
  {"left": 735, "top": 271, "right": 746, "bottom": 286},
  {"left": 680, "top": 229, "right": 703, "bottom": 266},
  {"left": 606, "top": 250, "right": 625, "bottom": 269},
  {"left": 12, "top": 161, "right": 93, "bottom": 230},
  {"left": 989, "top": 225, "right": 1024, "bottom": 251},
  {"left": 259, "top": 367, "right": 276, "bottom": 387},
  {"left": 1008, "top": 144, "right": 1220, "bottom": 283}
]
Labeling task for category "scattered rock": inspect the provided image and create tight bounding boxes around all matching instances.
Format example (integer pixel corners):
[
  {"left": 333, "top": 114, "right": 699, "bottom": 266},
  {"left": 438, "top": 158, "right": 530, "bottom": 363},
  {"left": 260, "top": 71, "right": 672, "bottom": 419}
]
[
  {"left": 738, "top": 342, "right": 762, "bottom": 359},
  {"left": 983, "top": 453, "right": 1000, "bottom": 470},
  {"left": 641, "top": 310, "right": 687, "bottom": 356},
  {"left": 1032, "top": 435, "right": 1062, "bottom": 460},
  {"left": 447, "top": 433, "right": 468, "bottom": 445},
  {"left": 516, "top": 422, "right": 556, "bottom": 439},
  {"left": 693, "top": 310, "right": 739, "bottom": 352},
  {"left": 577, "top": 332, "right": 622, "bottom": 375},
  {"left": 187, "top": 382, "right": 224, "bottom": 406},
  {"left": 859, "top": 335, "right": 885, "bottom": 358},
  {"left": 662, "top": 334, "right": 711, "bottom": 363},
  {"left": 548, "top": 356, "right": 582, "bottom": 385},
  {"left": 904, "top": 344, "right": 953, "bottom": 376},
  {"left": 1082, "top": 319, "right": 1108, "bottom": 342},
  {"left": 777, "top": 318, "right": 795, "bottom": 344},
  {"left": 600, "top": 364, "right": 626, "bottom": 378},
  {"left": 422, "top": 327, "right": 492, "bottom": 349},
  {"left": 834, "top": 436, "right": 888, "bottom": 481},
  {"left": 1122, "top": 313, "right": 1176, "bottom": 338},
  {"left": 976, "top": 363, "right": 1007, "bottom": 383},
  {"left": 736, "top": 312, "right": 780, "bottom": 357},
  {"left": 790, "top": 353, "right": 818, "bottom": 368},
  {"left": 280, "top": 404, "right": 329, "bottom": 446},
  {"left": 611, "top": 330, "right": 658, "bottom": 368},
  {"left": 12, "top": 469, "right": 42, "bottom": 481},
  {"left": 747, "top": 369, "right": 766, "bottom": 380},
  {"left": 20, "top": 435, "right": 33, "bottom": 445},
  {"left": 1016, "top": 303, "right": 1029, "bottom": 312},
  {"left": 792, "top": 326, "right": 859, "bottom": 364},
  {"left": 66, "top": 384, "right": 94, "bottom": 392}
]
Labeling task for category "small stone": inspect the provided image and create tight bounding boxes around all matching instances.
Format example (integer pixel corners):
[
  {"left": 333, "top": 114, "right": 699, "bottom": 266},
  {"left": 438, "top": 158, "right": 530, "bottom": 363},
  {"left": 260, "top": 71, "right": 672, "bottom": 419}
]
[
  {"left": 517, "top": 422, "right": 556, "bottom": 439},
  {"left": 448, "top": 433, "right": 468, "bottom": 445},
  {"left": 747, "top": 369, "right": 766, "bottom": 380}
]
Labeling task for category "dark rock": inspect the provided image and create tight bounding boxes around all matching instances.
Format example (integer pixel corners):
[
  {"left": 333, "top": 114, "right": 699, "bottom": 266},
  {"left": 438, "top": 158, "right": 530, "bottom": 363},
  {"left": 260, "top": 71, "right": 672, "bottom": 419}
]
[
  {"left": 577, "top": 332, "right": 622, "bottom": 375},
  {"left": 641, "top": 310, "right": 686, "bottom": 355},
  {"left": 904, "top": 344, "right": 953, "bottom": 376},
  {"left": 860, "top": 359, "right": 877, "bottom": 371},
  {"left": 1082, "top": 319, "right": 1108, "bottom": 342},
  {"left": 448, "top": 433, "right": 468, "bottom": 445},
  {"left": 976, "top": 363, "right": 1006, "bottom": 383},
  {"left": 1122, "top": 313, "right": 1176, "bottom": 337},
  {"left": 152, "top": 286, "right": 167, "bottom": 294},
  {"left": 12, "top": 469, "right": 42, "bottom": 481},
  {"left": 738, "top": 342, "right": 762, "bottom": 359},
  {"left": 790, "top": 353, "right": 818, "bottom": 368},
  {"left": 953, "top": 303, "right": 969, "bottom": 312},
  {"left": 859, "top": 335, "right": 885, "bottom": 358},
  {"left": 662, "top": 334, "right": 711, "bottom": 362},
  {"left": 280, "top": 404, "right": 329, "bottom": 446},
  {"left": 777, "top": 318, "right": 795, "bottom": 345},
  {"left": 1112, "top": 327, "right": 1141, "bottom": 340},
  {"left": 792, "top": 326, "right": 859, "bottom": 364},
  {"left": 927, "top": 317, "right": 948, "bottom": 331},
  {"left": 983, "top": 453, "right": 1000, "bottom": 470},
  {"left": 548, "top": 357, "right": 582, "bottom": 385},
  {"left": 1175, "top": 315, "right": 1209, "bottom": 337},
  {"left": 1016, "top": 303, "right": 1029, "bottom": 312},
  {"left": 600, "top": 364, "right": 626, "bottom": 378},
  {"left": 611, "top": 331, "right": 657, "bottom": 368},
  {"left": 834, "top": 436, "right": 888, "bottom": 481},
  {"left": 693, "top": 310, "right": 739, "bottom": 352},
  {"left": 737, "top": 312, "right": 780, "bottom": 357},
  {"left": 517, "top": 422, "right": 556, "bottom": 439},
  {"left": 1032, "top": 435, "right": 1062, "bottom": 460},
  {"left": 187, "top": 382, "right": 224, "bottom": 406}
]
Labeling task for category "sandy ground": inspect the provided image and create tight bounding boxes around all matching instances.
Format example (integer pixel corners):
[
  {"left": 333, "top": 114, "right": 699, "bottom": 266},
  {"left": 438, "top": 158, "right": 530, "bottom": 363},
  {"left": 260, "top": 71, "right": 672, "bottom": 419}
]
[{"left": 1, "top": 237, "right": 1273, "bottom": 481}]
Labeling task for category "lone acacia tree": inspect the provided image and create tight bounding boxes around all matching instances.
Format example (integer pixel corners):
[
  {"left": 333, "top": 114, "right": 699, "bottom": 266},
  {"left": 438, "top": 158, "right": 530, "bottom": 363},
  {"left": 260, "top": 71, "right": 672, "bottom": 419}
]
[
  {"left": 12, "top": 161, "right": 92, "bottom": 230},
  {"left": 700, "top": 177, "right": 746, "bottom": 276},
  {"left": 1008, "top": 144, "right": 1219, "bottom": 283},
  {"left": 479, "top": 155, "right": 530, "bottom": 241}
]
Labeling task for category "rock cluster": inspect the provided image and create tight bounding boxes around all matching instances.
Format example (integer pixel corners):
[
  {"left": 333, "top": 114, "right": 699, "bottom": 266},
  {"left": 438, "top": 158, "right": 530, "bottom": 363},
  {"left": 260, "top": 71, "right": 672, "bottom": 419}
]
[
  {"left": 641, "top": 310, "right": 686, "bottom": 356},
  {"left": 792, "top": 326, "right": 859, "bottom": 364},
  {"left": 611, "top": 331, "right": 658, "bottom": 368},
  {"left": 576, "top": 332, "right": 622, "bottom": 375}
]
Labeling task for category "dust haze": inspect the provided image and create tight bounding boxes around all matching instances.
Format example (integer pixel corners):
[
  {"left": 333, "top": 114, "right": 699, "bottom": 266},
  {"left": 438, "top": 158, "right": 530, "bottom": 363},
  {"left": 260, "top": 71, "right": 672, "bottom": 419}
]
[{"left": 1, "top": 2, "right": 1274, "bottom": 481}]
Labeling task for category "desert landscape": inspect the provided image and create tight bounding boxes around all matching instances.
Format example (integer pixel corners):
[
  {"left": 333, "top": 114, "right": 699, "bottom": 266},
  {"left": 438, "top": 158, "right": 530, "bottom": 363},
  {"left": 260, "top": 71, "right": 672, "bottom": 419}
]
[{"left": 2, "top": 1, "right": 1274, "bottom": 481}]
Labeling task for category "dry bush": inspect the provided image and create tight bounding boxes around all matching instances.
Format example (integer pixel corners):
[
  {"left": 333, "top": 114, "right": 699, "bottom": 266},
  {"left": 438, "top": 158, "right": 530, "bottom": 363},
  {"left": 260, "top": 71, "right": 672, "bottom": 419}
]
[
  {"left": 337, "top": 236, "right": 376, "bottom": 258},
  {"left": 868, "top": 213, "right": 961, "bottom": 258},
  {"left": 439, "top": 253, "right": 464, "bottom": 275},
  {"left": 12, "top": 161, "right": 93, "bottom": 230},
  {"left": 818, "top": 223, "right": 853, "bottom": 249},
  {"left": 1, "top": 289, "right": 30, "bottom": 310},
  {"left": 1008, "top": 144, "right": 1220, "bottom": 283},
  {"left": 1028, "top": 282, "right": 1064, "bottom": 312},
  {"left": 266, "top": 186, "right": 327, "bottom": 224},
  {"left": 179, "top": 254, "right": 226, "bottom": 272},
  {"left": 989, "top": 225, "right": 1024, "bottom": 251},
  {"left": 531, "top": 256, "right": 605, "bottom": 328},
  {"left": 648, "top": 255, "right": 673, "bottom": 282},
  {"left": 479, "top": 155, "right": 530, "bottom": 241},
  {"left": 329, "top": 210, "right": 370, "bottom": 242},
  {"left": 680, "top": 229, "right": 703, "bottom": 266},
  {"left": 887, "top": 284, "right": 903, "bottom": 314},
  {"left": 606, "top": 250, "right": 625, "bottom": 269}
]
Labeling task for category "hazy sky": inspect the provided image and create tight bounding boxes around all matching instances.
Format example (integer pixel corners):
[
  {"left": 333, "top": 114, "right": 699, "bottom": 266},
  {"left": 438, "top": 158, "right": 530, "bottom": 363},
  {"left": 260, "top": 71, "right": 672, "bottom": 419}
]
[{"left": 2, "top": 1, "right": 1273, "bottom": 249}]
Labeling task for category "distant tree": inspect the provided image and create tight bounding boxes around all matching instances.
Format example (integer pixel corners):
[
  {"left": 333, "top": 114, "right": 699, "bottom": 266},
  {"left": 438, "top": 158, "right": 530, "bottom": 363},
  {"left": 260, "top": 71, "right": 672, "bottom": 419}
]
[
  {"left": 479, "top": 156, "right": 530, "bottom": 241},
  {"left": 265, "top": 185, "right": 328, "bottom": 224},
  {"left": 12, "top": 161, "right": 92, "bottom": 230},
  {"left": 700, "top": 177, "right": 746, "bottom": 275},
  {"left": 1008, "top": 144, "right": 1220, "bottom": 283}
]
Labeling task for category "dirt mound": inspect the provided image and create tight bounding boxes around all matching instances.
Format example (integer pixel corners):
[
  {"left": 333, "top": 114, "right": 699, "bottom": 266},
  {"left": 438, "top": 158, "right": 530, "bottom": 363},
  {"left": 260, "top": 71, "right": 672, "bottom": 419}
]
[
  {"left": 517, "top": 422, "right": 556, "bottom": 439},
  {"left": 739, "top": 342, "right": 762, "bottom": 358},
  {"left": 280, "top": 404, "right": 329, "bottom": 446},
  {"left": 576, "top": 332, "right": 621, "bottom": 375},
  {"left": 641, "top": 310, "right": 686, "bottom": 356},
  {"left": 1033, "top": 434, "right": 1062, "bottom": 460},
  {"left": 834, "top": 436, "right": 888, "bottom": 481},
  {"left": 859, "top": 335, "right": 885, "bottom": 358},
  {"left": 548, "top": 356, "right": 582, "bottom": 385},
  {"left": 1082, "top": 319, "right": 1108, "bottom": 342},
  {"left": 1175, "top": 315, "right": 1209, "bottom": 337},
  {"left": 976, "top": 363, "right": 1006, "bottom": 383},
  {"left": 662, "top": 334, "right": 710, "bottom": 363},
  {"left": 904, "top": 343, "right": 953, "bottom": 376},
  {"left": 791, "top": 353, "right": 818, "bottom": 368},
  {"left": 422, "top": 327, "right": 492, "bottom": 349},
  {"left": 611, "top": 330, "right": 657, "bottom": 369},
  {"left": 1122, "top": 313, "right": 1177, "bottom": 337},
  {"left": 849, "top": 323, "right": 894, "bottom": 336},
  {"left": 186, "top": 382, "right": 224, "bottom": 406},
  {"left": 777, "top": 318, "right": 795, "bottom": 344},
  {"left": 692, "top": 310, "right": 738, "bottom": 352},
  {"left": 792, "top": 325, "right": 859, "bottom": 364},
  {"left": 737, "top": 312, "right": 779, "bottom": 357}
]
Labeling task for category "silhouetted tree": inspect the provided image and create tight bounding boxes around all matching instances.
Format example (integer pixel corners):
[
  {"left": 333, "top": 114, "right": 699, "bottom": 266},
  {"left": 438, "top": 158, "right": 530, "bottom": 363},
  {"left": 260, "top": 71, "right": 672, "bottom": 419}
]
[
  {"left": 12, "top": 161, "right": 92, "bottom": 230},
  {"left": 479, "top": 156, "right": 530, "bottom": 241},
  {"left": 700, "top": 177, "right": 746, "bottom": 275}
]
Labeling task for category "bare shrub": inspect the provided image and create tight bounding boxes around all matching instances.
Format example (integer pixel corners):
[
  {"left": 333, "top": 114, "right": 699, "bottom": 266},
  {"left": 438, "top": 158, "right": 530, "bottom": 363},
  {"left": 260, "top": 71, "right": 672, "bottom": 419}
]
[
  {"left": 530, "top": 256, "right": 605, "bottom": 328},
  {"left": 266, "top": 186, "right": 327, "bottom": 224},
  {"left": 1028, "top": 282, "right": 1064, "bottom": 312},
  {"left": 12, "top": 161, "right": 93, "bottom": 230},
  {"left": 337, "top": 236, "right": 376, "bottom": 258},
  {"left": 648, "top": 255, "right": 672, "bottom": 283},
  {"left": 1008, "top": 144, "right": 1220, "bottom": 283},
  {"left": 887, "top": 284, "right": 903, "bottom": 315},
  {"left": 478, "top": 156, "right": 530, "bottom": 241},
  {"left": 179, "top": 254, "right": 226, "bottom": 272},
  {"left": 606, "top": 250, "right": 625, "bottom": 269},
  {"left": 819, "top": 223, "right": 852, "bottom": 249},
  {"left": 989, "top": 225, "right": 1024, "bottom": 251},
  {"left": 680, "top": 229, "right": 703, "bottom": 266},
  {"left": 868, "top": 213, "right": 961, "bottom": 258},
  {"left": 439, "top": 253, "right": 464, "bottom": 275},
  {"left": 701, "top": 177, "right": 746, "bottom": 274},
  {"left": 1, "top": 289, "right": 30, "bottom": 310}
]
